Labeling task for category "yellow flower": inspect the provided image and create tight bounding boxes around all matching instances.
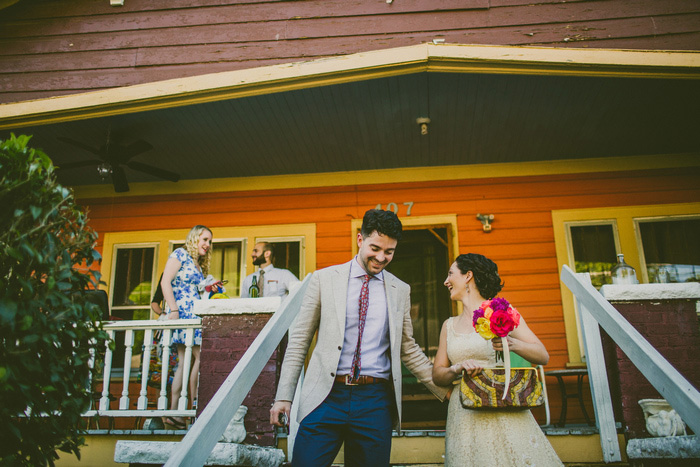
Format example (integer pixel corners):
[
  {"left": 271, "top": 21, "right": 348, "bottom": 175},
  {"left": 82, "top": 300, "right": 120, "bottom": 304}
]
[{"left": 475, "top": 317, "right": 495, "bottom": 340}]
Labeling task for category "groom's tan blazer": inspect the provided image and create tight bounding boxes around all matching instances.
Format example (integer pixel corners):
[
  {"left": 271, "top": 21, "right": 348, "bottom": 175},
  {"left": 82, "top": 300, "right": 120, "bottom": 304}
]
[{"left": 275, "top": 259, "right": 448, "bottom": 428}]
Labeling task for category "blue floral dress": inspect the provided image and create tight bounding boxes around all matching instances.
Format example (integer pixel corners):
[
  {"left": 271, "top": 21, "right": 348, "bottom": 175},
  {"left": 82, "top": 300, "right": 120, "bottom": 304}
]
[{"left": 167, "top": 247, "right": 204, "bottom": 346}]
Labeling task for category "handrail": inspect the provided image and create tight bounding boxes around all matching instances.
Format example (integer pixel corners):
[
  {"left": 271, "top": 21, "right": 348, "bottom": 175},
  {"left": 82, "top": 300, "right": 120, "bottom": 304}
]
[
  {"left": 561, "top": 265, "right": 700, "bottom": 460},
  {"left": 164, "top": 273, "right": 312, "bottom": 467}
]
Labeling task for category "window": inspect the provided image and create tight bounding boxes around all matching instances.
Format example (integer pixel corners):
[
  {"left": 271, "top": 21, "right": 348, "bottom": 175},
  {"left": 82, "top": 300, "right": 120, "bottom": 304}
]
[
  {"left": 569, "top": 223, "right": 618, "bottom": 290},
  {"left": 255, "top": 236, "right": 304, "bottom": 280},
  {"left": 553, "top": 203, "right": 700, "bottom": 365},
  {"left": 109, "top": 244, "right": 158, "bottom": 372},
  {"left": 111, "top": 246, "right": 156, "bottom": 313},
  {"left": 172, "top": 240, "right": 245, "bottom": 297},
  {"left": 637, "top": 217, "right": 700, "bottom": 284}
]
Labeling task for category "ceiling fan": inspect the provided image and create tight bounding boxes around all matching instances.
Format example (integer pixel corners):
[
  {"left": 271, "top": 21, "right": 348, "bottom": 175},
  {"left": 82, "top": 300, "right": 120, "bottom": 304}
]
[{"left": 56, "top": 131, "right": 180, "bottom": 193}]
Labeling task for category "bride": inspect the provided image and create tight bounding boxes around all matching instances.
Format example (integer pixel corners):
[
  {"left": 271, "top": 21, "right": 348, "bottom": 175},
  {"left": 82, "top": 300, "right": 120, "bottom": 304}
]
[{"left": 432, "top": 253, "right": 562, "bottom": 466}]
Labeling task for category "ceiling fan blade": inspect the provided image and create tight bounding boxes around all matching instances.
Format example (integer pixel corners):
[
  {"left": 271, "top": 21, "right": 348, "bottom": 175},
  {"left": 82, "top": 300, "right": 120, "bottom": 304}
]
[
  {"left": 111, "top": 165, "right": 130, "bottom": 193},
  {"left": 126, "top": 161, "right": 180, "bottom": 182},
  {"left": 122, "top": 140, "right": 154, "bottom": 161},
  {"left": 57, "top": 137, "right": 101, "bottom": 156},
  {"left": 57, "top": 159, "right": 100, "bottom": 170}
]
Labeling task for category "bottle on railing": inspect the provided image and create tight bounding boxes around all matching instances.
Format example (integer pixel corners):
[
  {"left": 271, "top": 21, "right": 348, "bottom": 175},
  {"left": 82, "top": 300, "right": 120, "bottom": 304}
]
[
  {"left": 249, "top": 275, "right": 260, "bottom": 298},
  {"left": 611, "top": 253, "right": 638, "bottom": 285}
]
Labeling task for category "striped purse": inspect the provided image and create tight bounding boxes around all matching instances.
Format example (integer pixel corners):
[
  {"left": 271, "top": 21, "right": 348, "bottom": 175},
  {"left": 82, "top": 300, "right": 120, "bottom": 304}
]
[{"left": 459, "top": 367, "right": 544, "bottom": 410}]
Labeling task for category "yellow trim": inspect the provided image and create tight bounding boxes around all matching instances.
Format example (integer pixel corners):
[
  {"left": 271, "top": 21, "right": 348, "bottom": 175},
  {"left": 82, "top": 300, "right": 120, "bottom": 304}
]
[
  {"left": 2, "top": 43, "right": 698, "bottom": 129},
  {"left": 552, "top": 202, "right": 700, "bottom": 365},
  {"left": 100, "top": 224, "right": 316, "bottom": 304},
  {"left": 72, "top": 153, "right": 699, "bottom": 199}
]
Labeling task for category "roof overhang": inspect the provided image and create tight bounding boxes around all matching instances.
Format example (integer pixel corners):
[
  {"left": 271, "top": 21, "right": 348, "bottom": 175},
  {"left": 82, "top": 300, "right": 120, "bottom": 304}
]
[
  {"left": 1, "top": 43, "right": 698, "bottom": 198},
  {"left": 2, "top": 43, "right": 699, "bottom": 128}
]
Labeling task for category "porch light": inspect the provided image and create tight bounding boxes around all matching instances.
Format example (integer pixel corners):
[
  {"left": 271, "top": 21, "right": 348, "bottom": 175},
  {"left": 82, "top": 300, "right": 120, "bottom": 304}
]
[
  {"left": 416, "top": 117, "right": 431, "bottom": 135},
  {"left": 477, "top": 213, "right": 494, "bottom": 232}
]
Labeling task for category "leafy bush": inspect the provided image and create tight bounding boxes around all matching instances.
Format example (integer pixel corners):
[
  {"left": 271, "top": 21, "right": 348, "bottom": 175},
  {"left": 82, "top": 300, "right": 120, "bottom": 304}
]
[{"left": 0, "top": 134, "right": 109, "bottom": 466}]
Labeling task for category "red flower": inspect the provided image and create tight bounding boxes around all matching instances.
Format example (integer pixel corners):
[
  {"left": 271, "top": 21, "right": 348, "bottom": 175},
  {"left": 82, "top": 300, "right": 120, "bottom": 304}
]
[{"left": 489, "top": 308, "right": 518, "bottom": 337}]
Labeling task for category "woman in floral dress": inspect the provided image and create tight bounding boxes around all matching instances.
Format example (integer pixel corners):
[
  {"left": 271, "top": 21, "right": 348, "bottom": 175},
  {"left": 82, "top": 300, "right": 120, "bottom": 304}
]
[
  {"left": 161, "top": 225, "right": 214, "bottom": 429},
  {"left": 433, "top": 253, "right": 562, "bottom": 466}
]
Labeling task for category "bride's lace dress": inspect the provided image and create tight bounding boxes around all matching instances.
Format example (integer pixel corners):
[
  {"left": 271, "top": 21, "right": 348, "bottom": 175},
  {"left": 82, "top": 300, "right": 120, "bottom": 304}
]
[{"left": 445, "top": 317, "right": 563, "bottom": 467}]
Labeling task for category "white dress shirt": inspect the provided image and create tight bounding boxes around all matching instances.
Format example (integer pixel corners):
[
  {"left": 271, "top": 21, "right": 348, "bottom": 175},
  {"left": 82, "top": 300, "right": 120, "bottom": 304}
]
[
  {"left": 240, "top": 264, "right": 299, "bottom": 298},
  {"left": 336, "top": 256, "right": 391, "bottom": 379}
]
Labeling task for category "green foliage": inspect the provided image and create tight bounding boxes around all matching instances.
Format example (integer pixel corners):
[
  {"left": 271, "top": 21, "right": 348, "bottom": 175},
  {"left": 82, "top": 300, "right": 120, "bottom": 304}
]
[{"left": 0, "top": 134, "right": 109, "bottom": 466}]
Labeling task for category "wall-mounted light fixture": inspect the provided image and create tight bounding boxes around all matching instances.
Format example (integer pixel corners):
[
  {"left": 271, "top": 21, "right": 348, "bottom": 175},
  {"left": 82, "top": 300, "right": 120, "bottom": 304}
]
[
  {"left": 416, "top": 117, "right": 431, "bottom": 135},
  {"left": 476, "top": 213, "right": 494, "bottom": 232}
]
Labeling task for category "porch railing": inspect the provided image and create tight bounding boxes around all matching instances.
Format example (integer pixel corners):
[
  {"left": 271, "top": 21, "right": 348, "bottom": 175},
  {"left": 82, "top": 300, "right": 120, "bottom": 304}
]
[
  {"left": 83, "top": 318, "right": 201, "bottom": 421},
  {"left": 163, "top": 273, "right": 312, "bottom": 467},
  {"left": 560, "top": 265, "right": 700, "bottom": 463}
]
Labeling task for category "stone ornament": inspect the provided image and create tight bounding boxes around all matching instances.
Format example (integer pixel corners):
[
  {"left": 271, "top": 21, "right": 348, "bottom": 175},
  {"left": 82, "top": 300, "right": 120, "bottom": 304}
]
[
  {"left": 639, "top": 399, "right": 687, "bottom": 437},
  {"left": 220, "top": 405, "right": 248, "bottom": 443}
]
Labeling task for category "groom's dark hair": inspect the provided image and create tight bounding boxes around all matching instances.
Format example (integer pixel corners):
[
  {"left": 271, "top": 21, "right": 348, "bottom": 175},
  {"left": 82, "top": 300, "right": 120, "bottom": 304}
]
[{"left": 360, "top": 209, "right": 403, "bottom": 241}]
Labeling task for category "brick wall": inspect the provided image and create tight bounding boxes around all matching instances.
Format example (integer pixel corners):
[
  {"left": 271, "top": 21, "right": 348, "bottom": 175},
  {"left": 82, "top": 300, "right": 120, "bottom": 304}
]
[
  {"left": 197, "top": 313, "right": 279, "bottom": 446},
  {"left": 602, "top": 298, "right": 700, "bottom": 438}
]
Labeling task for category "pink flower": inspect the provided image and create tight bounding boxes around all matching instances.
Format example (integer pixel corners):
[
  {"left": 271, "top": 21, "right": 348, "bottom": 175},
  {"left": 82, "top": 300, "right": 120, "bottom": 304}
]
[
  {"left": 489, "top": 308, "right": 517, "bottom": 337},
  {"left": 509, "top": 305, "right": 521, "bottom": 327}
]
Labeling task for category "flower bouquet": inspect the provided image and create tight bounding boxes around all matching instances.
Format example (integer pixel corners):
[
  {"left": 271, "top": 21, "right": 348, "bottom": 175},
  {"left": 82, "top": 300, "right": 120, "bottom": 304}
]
[{"left": 472, "top": 297, "right": 521, "bottom": 399}]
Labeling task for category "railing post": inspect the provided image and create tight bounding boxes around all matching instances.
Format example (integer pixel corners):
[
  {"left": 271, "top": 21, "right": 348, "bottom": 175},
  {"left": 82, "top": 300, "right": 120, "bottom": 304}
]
[
  {"left": 178, "top": 328, "right": 194, "bottom": 411},
  {"left": 138, "top": 328, "right": 153, "bottom": 410},
  {"left": 573, "top": 272, "right": 621, "bottom": 463},
  {"left": 100, "top": 330, "right": 115, "bottom": 411},
  {"left": 119, "top": 329, "right": 134, "bottom": 410},
  {"left": 158, "top": 329, "right": 172, "bottom": 410}
]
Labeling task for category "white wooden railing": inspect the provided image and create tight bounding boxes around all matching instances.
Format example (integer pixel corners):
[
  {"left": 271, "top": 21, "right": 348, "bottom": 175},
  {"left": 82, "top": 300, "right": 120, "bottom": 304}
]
[
  {"left": 83, "top": 318, "right": 201, "bottom": 421},
  {"left": 561, "top": 265, "right": 700, "bottom": 463},
  {"left": 163, "top": 273, "right": 312, "bottom": 467}
]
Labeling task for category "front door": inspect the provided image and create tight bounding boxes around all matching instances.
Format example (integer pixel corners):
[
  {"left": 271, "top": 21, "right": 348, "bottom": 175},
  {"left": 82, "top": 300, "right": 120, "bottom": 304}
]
[{"left": 386, "top": 227, "right": 452, "bottom": 429}]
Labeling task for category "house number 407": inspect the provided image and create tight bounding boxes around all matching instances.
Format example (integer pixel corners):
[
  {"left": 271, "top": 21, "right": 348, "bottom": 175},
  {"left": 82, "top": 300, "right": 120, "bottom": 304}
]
[{"left": 375, "top": 202, "right": 414, "bottom": 216}]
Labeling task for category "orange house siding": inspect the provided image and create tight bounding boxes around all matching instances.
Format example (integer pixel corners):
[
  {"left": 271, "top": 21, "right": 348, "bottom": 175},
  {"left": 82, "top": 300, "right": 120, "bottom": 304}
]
[{"left": 82, "top": 166, "right": 700, "bottom": 424}]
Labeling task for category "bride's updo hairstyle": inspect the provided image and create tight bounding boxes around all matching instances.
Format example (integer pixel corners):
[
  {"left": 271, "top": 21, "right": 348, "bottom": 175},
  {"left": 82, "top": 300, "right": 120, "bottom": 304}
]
[{"left": 455, "top": 253, "right": 504, "bottom": 300}]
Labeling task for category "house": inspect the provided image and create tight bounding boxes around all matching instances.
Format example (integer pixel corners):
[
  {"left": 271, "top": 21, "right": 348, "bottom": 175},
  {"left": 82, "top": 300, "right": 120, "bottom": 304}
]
[{"left": 1, "top": 0, "right": 699, "bottom": 465}]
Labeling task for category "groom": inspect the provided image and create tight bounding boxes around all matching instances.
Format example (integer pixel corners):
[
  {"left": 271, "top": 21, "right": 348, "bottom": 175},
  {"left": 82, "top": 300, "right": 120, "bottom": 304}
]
[{"left": 270, "top": 208, "right": 447, "bottom": 466}]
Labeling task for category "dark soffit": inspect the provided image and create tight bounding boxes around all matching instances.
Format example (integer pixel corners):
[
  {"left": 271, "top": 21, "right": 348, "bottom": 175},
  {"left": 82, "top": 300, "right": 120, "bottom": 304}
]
[{"left": 1, "top": 70, "right": 698, "bottom": 189}]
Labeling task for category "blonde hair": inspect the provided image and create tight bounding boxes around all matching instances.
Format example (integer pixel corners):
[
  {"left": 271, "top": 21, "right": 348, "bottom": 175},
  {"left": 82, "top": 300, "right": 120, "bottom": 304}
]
[{"left": 184, "top": 225, "right": 212, "bottom": 276}]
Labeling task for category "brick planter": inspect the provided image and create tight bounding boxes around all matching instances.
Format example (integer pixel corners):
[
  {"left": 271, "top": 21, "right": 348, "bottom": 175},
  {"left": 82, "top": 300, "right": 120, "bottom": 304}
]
[
  {"left": 195, "top": 298, "right": 283, "bottom": 447},
  {"left": 600, "top": 283, "right": 700, "bottom": 439}
]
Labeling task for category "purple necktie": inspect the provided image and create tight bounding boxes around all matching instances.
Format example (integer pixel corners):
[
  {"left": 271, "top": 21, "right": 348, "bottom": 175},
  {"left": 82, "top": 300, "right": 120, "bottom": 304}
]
[{"left": 351, "top": 274, "right": 371, "bottom": 381}]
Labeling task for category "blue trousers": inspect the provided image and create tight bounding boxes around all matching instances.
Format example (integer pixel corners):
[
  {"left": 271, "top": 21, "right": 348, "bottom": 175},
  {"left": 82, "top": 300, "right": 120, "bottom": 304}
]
[{"left": 291, "top": 382, "right": 393, "bottom": 467}]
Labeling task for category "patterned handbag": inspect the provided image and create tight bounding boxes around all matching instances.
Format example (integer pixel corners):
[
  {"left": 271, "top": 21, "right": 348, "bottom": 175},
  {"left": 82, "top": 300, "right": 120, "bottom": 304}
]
[{"left": 460, "top": 367, "right": 544, "bottom": 410}]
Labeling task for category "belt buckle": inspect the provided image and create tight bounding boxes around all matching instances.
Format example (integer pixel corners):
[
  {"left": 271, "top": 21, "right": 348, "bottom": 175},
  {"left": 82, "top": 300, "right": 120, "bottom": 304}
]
[{"left": 345, "top": 374, "right": 359, "bottom": 386}]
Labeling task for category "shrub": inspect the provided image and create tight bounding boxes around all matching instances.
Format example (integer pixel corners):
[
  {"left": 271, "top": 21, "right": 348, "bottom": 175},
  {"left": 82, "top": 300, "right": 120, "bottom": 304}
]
[{"left": 0, "top": 134, "right": 109, "bottom": 466}]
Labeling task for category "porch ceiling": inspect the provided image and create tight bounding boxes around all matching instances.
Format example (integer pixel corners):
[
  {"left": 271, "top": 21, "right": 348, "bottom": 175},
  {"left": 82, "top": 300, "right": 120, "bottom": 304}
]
[{"left": 1, "top": 45, "right": 698, "bottom": 193}]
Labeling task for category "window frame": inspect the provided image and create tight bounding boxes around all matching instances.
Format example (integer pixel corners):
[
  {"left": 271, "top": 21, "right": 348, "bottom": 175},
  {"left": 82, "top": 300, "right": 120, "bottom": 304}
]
[
  {"left": 634, "top": 214, "right": 700, "bottom": 284},
  {"left": 254, "top": 235, "right": 306, "bottom": 280},
  {"left": 108, "top": 242, "right": 160, "bottom": 313},
  {"left": 553, "top": 202, "right": 700, "bottom": 366}
]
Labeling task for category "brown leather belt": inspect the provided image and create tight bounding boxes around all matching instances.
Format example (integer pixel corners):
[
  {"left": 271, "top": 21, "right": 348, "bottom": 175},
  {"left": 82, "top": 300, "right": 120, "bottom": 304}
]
[{"left": 334, "top": 374, "right": 389, "bottom": 386}]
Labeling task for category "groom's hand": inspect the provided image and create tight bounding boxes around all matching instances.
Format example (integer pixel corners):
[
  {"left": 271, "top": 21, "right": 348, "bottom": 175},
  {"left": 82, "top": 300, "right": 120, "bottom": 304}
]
[{"left": 270, "top": 400, "right": 291, "bottom": 428}]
